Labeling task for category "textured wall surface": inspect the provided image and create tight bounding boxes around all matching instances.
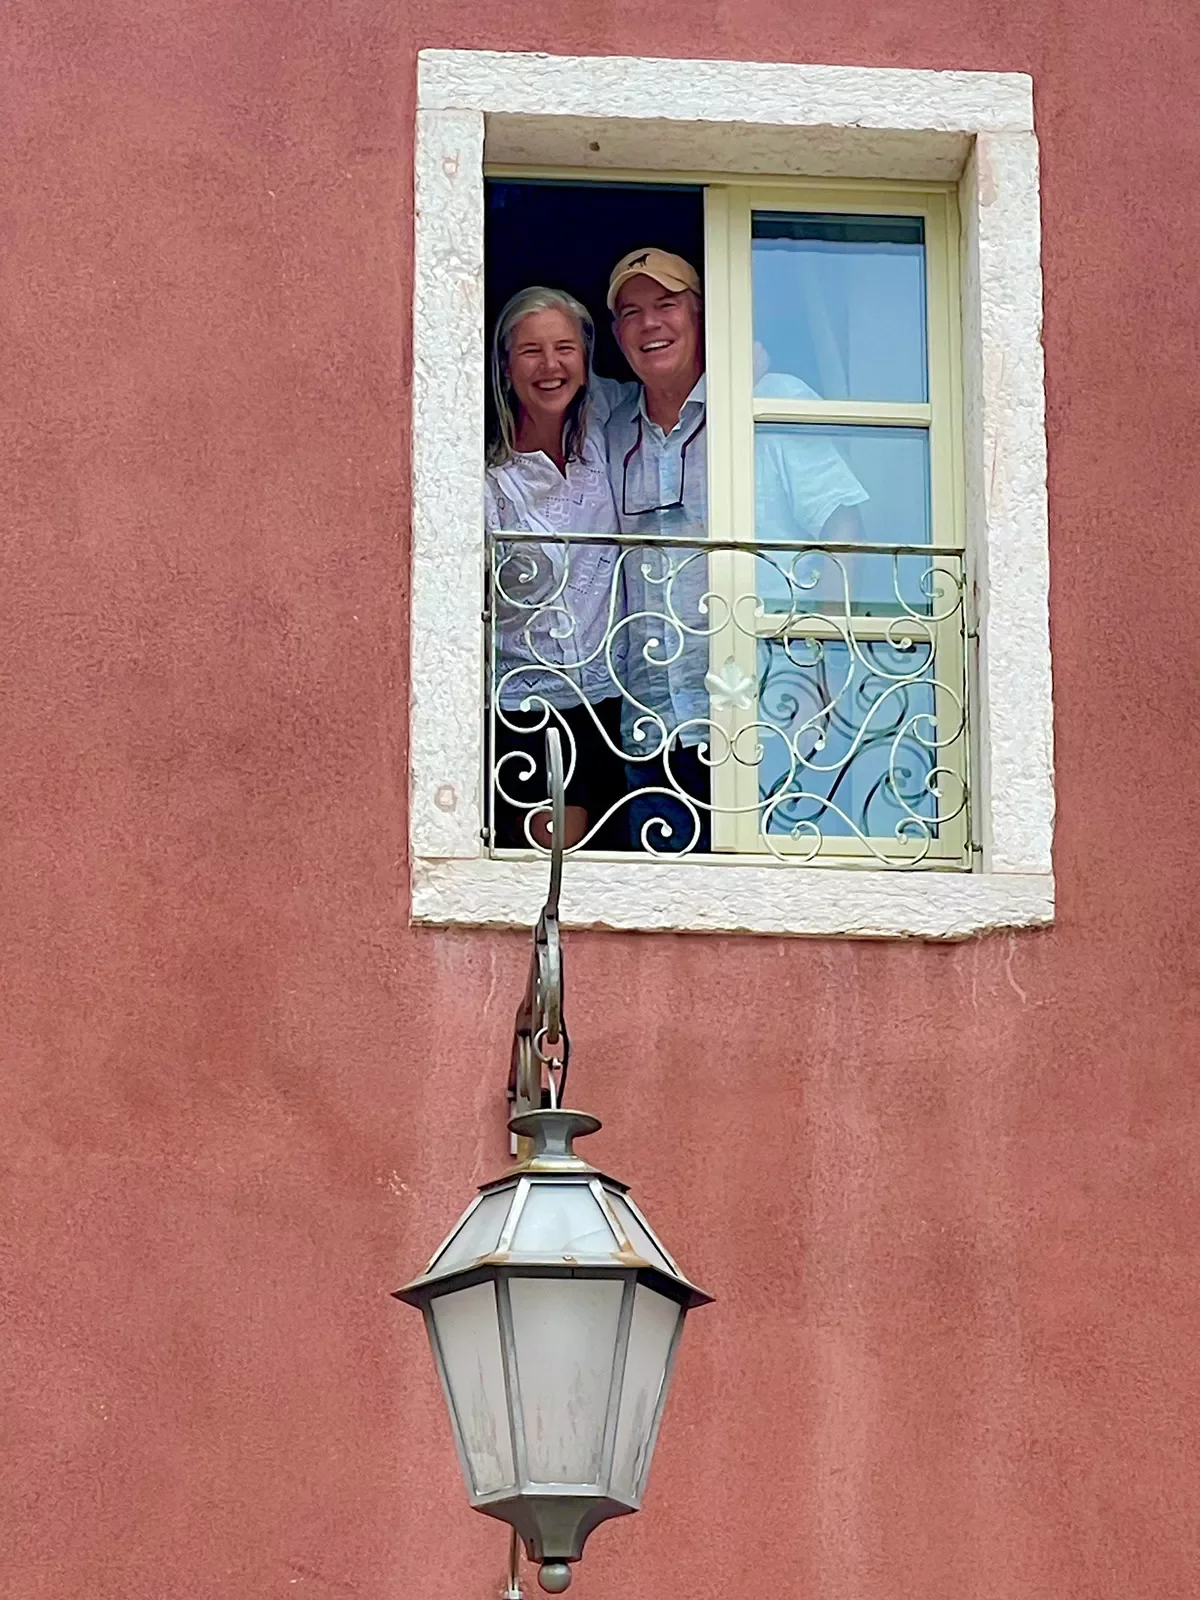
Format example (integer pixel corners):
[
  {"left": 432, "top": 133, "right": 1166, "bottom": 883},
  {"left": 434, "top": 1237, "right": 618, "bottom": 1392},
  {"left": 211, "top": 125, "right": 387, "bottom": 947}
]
[{"left": 3, "top": 3, "right": 1200, "bottom": 1599}]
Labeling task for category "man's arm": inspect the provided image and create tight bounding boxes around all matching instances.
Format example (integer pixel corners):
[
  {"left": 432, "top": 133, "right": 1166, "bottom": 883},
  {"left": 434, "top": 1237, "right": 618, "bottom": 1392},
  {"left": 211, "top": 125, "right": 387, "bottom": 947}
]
[
  {"left": 756, "top": 432, "right": 870, "bottom": 614},
  {"left": 819, "top": 503, "right": 866, "bottom": 543}
]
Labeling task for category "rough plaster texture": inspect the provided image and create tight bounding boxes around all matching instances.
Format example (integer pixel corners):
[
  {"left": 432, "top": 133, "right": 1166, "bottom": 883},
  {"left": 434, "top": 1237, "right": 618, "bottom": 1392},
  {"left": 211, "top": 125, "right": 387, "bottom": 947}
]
[
  {"left": 409, "top": 51, "right": 1054, "bottom": 934},
  {"left": 5, "top": 5, "right": 1200, "bottom": 1600}
]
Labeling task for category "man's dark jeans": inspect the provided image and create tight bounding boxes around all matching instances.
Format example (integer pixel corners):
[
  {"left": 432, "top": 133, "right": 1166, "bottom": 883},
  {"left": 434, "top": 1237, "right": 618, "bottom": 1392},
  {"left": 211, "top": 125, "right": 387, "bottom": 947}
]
[{"left": 624, "top": 744, "right": 711, "bottom": 854}]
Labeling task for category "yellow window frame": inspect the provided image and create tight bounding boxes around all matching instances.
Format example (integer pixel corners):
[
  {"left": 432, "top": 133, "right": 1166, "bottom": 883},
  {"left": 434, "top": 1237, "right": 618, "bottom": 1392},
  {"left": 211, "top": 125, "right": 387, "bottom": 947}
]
[{"left": 704, "top": 179, "right": 969, "bottom": 867}]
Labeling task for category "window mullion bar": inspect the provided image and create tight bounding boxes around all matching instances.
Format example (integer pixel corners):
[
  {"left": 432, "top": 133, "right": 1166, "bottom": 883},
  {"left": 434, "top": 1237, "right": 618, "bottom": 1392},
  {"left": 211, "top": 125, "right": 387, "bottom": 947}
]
[
  {"left": 721, "top": 185, "right": 760, "bottom": 854},
  {"left": 751, "top": 398, "right": 932, "bottom": 427},
  {"left": 703, "top": 184, "right": 759, "bottom": 853},
  {"left": 753, "top": 611, "right": 939, "bottom": 641}
]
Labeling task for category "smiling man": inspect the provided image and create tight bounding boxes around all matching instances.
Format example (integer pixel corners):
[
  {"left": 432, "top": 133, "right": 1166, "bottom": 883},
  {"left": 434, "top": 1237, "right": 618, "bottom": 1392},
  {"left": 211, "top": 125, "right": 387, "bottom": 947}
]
[
  {"left": 604, "top": 246, "right": 868, "bottom": 854},
  {"left": 605, "top": 249, "right": 711, "bottom": 853},
  {"left": 608, "top": 250, "right": 705, "bottom": 434}
]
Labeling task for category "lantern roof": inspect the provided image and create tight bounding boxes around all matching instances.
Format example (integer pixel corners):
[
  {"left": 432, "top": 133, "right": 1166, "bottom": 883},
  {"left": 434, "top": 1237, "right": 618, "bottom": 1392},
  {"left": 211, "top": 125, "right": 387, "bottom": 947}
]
[{"left": 394, "top": 1109, "right": 712, "bottom": 1312}]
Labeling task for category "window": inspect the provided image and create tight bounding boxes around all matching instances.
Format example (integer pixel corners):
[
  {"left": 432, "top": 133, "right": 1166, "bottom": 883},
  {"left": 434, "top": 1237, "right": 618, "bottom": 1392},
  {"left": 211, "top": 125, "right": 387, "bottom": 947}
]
[
  {"left": 483, "top": 177, "right": 967, "bottom": 869},
  {"left": 714, "top": 189, "right": 966, "bottom": 866},
  {"left": 410, "top": 51, "right": 1053, "bottom": 937}
]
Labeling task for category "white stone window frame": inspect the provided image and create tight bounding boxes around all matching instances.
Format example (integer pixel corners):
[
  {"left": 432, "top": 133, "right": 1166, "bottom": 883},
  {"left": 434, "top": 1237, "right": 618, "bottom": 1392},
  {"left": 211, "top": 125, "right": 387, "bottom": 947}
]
[{"left": 410, "top": 49, "right": 1053, "bottom": 940}]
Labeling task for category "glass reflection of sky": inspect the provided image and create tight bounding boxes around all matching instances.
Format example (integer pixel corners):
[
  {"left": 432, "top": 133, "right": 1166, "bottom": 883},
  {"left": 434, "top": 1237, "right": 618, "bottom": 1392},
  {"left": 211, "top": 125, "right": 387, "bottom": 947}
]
[
  {"left": 753, "top": 427, "right": 932, "bottom": 614},
  {"left": 752, "top": 213, "right": 927, "bottom": 405}
]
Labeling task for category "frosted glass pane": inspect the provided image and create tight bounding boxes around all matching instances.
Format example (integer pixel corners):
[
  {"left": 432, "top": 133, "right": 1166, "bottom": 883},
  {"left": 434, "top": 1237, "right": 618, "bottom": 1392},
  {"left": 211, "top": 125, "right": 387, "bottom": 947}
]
[
  {"left": 755, "top": 423, "right": 929, "bottom": 545},
  {"left": 511, "top": 1183, "right": 617, "bottom": 1259},
  {"left": 605, "top": 1193, "right": 674, "bottom": 1273},
  {"left": 431, "top": 1282, "right": 515, "bottom": 1497},
  {"left": 752, "top": 212, "right": 927, "bottom": 403},
  {"left": 432, "top": 1190, "right": 511, "bottom": 1274},
  {"left": 610, "top": 1285, "right": 681, "bottom": 1502},
  {"left": 509, "top": 1276, "right": 624, "bottom": 1484}
]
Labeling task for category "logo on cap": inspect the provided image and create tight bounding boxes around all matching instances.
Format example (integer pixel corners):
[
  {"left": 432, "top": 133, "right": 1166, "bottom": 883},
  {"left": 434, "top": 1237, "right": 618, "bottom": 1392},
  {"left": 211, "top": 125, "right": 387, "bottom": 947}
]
[{"left": 606, "top": 248, "right": 700, "bottom": 309}]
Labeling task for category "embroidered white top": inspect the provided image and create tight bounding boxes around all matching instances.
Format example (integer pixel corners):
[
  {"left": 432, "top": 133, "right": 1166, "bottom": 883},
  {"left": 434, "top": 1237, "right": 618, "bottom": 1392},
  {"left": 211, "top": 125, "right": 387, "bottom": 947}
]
[{"left": 485, "top": 376, "right": 634, "bottom": 712}]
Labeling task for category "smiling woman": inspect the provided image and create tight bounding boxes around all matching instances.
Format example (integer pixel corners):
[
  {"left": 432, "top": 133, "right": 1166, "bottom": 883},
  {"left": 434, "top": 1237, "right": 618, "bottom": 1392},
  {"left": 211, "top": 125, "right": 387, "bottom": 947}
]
[
  {"left": 484, "top": 286, "right": 631, "bottom": 853},
  {"left": 483, "top": 182, "right": 705, "bottom": 858},
  {"left": 492, "top": 298, "right": 590, "bottom": 474}
]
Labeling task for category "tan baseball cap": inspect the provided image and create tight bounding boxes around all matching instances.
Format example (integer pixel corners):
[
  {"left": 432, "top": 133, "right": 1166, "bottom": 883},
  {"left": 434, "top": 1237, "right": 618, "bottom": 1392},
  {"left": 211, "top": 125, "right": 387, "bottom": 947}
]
[{"left": 606, "top": 247, "right": 701, "bottom": 311}]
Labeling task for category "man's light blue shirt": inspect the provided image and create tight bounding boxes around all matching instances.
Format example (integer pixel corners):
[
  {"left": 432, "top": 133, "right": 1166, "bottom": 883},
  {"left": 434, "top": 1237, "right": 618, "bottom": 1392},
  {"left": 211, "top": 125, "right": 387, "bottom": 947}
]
[{"left": 605, "top": 373, "right": 868, "bottom": 755}]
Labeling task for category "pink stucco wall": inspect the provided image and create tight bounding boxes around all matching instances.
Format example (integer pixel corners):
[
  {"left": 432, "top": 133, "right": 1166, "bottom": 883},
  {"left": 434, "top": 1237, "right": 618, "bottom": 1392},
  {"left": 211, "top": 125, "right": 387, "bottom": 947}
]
[{"left": 4, "top": 2, "right": 1200, "bottom": 1597}]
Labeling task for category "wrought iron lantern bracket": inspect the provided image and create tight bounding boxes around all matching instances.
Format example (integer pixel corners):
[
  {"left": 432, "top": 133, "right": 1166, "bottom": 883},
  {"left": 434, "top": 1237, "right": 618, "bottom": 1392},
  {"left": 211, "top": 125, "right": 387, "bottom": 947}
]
[{"left": 507, "top": 729, "right": 570, "bottom": 1124}]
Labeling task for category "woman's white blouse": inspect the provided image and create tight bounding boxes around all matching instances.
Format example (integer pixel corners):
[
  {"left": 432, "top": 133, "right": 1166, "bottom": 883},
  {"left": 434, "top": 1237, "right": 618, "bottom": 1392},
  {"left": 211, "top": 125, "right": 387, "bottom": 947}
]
[{"left": 485, "top": 376, "right": 633, "bottom": 711}]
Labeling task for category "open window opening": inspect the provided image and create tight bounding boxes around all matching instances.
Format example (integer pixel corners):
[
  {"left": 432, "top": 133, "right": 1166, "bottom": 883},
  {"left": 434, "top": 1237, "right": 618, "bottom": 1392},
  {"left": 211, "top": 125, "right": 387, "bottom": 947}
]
[{"left": 483, "top": 173, "right": 969, "bottom": 869}]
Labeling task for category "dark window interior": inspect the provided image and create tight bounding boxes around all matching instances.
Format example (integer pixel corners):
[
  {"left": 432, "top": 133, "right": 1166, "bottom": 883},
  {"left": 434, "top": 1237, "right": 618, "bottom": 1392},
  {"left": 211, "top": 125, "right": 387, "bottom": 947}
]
[
  {"left": 484, "top": 178, "right": 705, "bottom": 397},
  {"left": 483, "top": 178, "right": 705, "bottom": 854}
]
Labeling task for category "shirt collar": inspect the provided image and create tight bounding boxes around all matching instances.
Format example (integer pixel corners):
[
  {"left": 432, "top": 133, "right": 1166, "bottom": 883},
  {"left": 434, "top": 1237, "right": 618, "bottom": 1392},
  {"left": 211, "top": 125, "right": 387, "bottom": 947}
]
[
  {"left": 495, "top": 451, "right": 564, "bottom": 493},
  {"left": 637, "top": 373, "right": 707, "bottom": 435}
]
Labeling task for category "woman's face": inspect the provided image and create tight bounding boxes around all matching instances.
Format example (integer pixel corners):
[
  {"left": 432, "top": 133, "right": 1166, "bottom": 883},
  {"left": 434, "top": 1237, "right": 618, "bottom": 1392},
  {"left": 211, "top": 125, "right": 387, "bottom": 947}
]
[{"left": 506, "top": 308, "right": 587, "bottom": 430}]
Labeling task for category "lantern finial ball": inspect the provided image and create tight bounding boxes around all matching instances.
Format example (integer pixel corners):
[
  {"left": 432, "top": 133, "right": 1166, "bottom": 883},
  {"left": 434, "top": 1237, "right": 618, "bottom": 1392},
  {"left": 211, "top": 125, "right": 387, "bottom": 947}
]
[{"left": 538, "top": 1562, "right": 572, "bottom": 1593}]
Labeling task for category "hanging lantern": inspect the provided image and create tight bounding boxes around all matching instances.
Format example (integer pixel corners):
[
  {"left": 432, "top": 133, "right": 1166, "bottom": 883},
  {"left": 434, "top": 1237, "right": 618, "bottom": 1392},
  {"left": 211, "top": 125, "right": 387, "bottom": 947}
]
[
  {"left": 394, "top": 732, "right": 713, "bottom": 1590},
  {"left": 394, "top": 1106, "right": 711, "bottom": 1592}
]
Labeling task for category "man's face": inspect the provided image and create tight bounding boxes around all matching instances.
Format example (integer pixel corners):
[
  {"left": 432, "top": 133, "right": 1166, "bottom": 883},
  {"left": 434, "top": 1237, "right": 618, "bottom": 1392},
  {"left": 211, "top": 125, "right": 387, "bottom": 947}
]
[{"left": 613, "top": 275, "right": 703, "bottom": 392}]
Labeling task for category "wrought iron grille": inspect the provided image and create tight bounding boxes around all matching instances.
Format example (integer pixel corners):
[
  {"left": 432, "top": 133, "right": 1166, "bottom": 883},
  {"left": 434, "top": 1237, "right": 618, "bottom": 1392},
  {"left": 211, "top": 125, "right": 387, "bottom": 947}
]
[{"left": 486, "top": 532, "right": 971, "bottom": 868}]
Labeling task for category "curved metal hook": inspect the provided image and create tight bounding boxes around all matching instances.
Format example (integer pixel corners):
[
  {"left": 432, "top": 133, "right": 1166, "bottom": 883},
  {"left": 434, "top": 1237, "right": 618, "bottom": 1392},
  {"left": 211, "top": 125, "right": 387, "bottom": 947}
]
[
  {"left": 543, "top": 726, "right": 564, "bottom": 923},
  {"left": 508, "top": 729, "right": 570, "bottom": 1122}
]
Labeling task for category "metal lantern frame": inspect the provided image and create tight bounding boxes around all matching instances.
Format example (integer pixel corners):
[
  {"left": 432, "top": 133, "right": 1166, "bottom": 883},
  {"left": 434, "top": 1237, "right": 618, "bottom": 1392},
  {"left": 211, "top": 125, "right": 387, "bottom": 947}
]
[
  {"left": 395, "top": 1109, "right": 711, "bottom": 1583},
  {"left": 393, "top": 733, "right": 713, "bottom": 1594}
]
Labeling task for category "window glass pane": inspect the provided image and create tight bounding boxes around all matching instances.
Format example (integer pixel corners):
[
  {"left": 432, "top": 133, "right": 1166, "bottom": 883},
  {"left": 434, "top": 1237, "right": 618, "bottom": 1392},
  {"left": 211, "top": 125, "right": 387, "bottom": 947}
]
[
  {"left": 610, "top": 1285, "right": 681, "bottom": 1503},
  {"left": 755, "top": 638, "right": 958, "bottom": 844},
  {"left": 509, "top": 1276, "right": 624, "bottom": 1484},
  {"left": 754, "top": 423, "right": 930, "bottom": 612},
  {"left": 752, "top": 212, "right": 927, "bottom": 403},
  {"left": 431, "top": 1282, "right": 515, "bottom": 1498}
]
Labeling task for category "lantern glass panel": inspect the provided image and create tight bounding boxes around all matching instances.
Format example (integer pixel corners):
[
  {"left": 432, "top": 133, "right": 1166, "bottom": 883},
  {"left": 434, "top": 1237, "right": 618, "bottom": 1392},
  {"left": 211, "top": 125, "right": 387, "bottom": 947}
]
[
  {"left": 507, "top": 1276, "right": 624, "bottom": 1483},
  {"left": 605, "top": 1192, "right": 676, "bottom": 1273},
  {"left": 431, "top": 1190, "right": 511, "bottom": 1275},
  {"left": 430, "top": 1281, "right": 515, "bottom": 1497},
  {"left": 511, "top": 1182, "right": 617, "bottom": 1258},
  {"left": 610, "top": 1284, "right": 681, "bottom": 1502}
]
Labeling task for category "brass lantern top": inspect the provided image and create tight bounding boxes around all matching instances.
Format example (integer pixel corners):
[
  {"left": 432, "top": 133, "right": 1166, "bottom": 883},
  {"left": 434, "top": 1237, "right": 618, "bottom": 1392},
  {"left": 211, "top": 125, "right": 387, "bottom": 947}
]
[{"left": 394, "top": 1108, "right": 712, "bottom": 1314}]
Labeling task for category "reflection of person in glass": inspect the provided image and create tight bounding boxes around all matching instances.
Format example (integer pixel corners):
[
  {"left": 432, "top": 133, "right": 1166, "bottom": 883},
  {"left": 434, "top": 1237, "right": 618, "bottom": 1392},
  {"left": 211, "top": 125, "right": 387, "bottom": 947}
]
[
  {"left": 485, "top": 287, "right": 630, "bottom": 850},
  {"left": 604, "top": 248, "right": 868, "bottom": 852}
]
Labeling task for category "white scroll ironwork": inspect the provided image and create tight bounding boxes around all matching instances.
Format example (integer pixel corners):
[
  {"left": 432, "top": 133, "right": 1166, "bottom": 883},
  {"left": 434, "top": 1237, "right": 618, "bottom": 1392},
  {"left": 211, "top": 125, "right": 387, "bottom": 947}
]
[{"left": 486, "top": 532, "right": 971, "bottom": 868}]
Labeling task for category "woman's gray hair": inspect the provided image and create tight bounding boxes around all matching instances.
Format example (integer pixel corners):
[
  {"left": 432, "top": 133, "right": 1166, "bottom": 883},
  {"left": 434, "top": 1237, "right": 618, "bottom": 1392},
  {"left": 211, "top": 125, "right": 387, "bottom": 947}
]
[{"left": 489, "top": 286, "right": 596, "bottom": 467}]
